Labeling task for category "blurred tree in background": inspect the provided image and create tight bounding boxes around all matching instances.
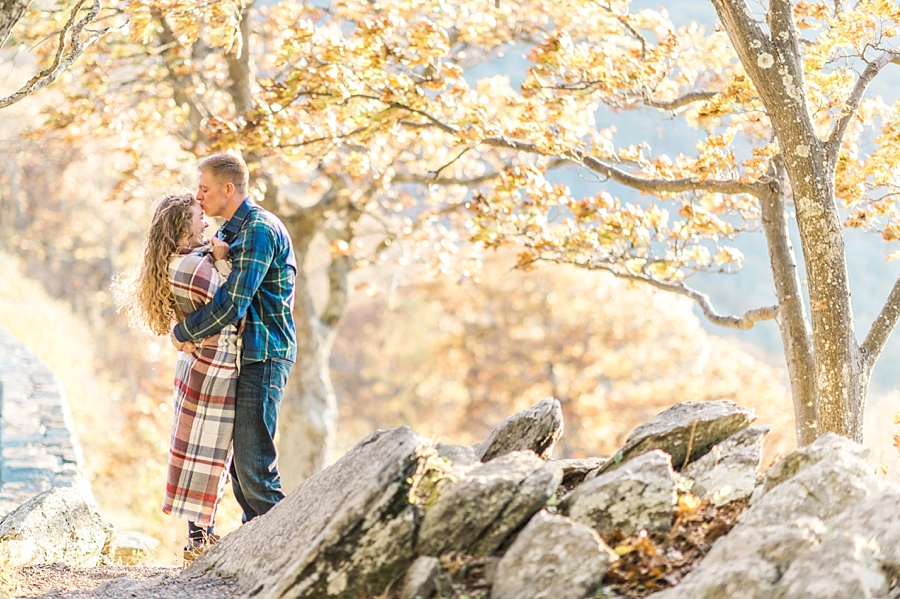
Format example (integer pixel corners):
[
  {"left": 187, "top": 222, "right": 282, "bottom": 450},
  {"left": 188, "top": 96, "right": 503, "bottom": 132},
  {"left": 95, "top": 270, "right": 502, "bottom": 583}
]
[{"left": 333, "top": 256, "right": 796, "bottom": 461}]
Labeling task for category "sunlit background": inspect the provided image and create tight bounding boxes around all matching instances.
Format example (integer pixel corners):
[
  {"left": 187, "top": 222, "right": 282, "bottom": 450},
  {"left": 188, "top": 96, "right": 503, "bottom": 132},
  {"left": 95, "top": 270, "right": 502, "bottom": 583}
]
[{"left": 3, "top": 0, "right": 900, "bottom": 564}]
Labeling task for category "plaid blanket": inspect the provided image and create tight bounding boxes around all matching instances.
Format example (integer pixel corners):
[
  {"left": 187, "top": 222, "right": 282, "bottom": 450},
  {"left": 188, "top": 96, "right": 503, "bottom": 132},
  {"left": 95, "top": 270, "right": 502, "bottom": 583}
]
[{"left": 163, "top": 247, "right": 238, "bottom": 526}]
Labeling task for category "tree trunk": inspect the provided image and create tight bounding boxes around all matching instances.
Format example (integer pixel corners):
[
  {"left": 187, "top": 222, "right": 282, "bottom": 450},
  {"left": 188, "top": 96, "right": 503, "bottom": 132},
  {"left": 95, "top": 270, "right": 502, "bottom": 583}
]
[
  {"left": 758, "top": 166, "right": 818, "bottom": 445},
  {"left": 276, "top": 220, "right": 338, "bottom": 491},
  {"left": 790, "top": 171, "right": 867, "bottom": 440},
  {"left": 711, "top": 0, "right": 867, "bottom": 442}
]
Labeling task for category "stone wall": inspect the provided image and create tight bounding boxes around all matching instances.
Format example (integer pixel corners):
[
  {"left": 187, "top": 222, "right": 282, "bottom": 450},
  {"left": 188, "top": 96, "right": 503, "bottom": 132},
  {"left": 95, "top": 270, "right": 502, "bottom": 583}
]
[{"left": 0, "top": 325, "right": 92, "bottom": 517}]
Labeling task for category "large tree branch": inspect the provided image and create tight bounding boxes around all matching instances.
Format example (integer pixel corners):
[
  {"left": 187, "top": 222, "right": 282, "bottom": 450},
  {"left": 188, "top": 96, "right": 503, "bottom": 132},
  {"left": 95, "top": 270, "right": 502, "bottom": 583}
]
[
  {"left": 290, "top": 172, "right": 350, "bottom": 237},
  {"left": 391, "top": 159, "right": 566, "bottom": 187},
  {"left": 225, "top": 3, "right": 253, "bottom": 116},
  {"left": 481, "top": 137, "right": 762, "bottom": 196},
  {"left": 644, "top": 91, "right": 719, "bottom": 111},
  {"left": 0, "top": 0, "right": 108, "bottom": 110},
  {"left": 759, "top": 156, "right": 817, "bottom": 444},
  {"left": 860, "top": 274, "right": 900, "bottom": 374},
  {"left": 284, "top": 91, "right": 764, "bottom": 197},
  {"left": 826, "top": 51, "right": 900, "bottom": 167},
  {"left": 563, "top": 258, "right": 777, "bottom": 329},
  {"left": 0, "top": 0, "right": 31, "bottom": 48},
  {"left": 155, "top": 11, "right": 207, "bottom": 149},
  {"left": 392, "top": 171, "right": 502, "bottom": 186}
]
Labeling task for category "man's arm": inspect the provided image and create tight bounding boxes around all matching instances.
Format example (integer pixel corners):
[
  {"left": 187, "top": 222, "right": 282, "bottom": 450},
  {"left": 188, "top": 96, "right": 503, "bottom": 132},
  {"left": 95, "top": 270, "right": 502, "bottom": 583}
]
[{"left": 173, "top": 223, "right": 275, "bottom": 342}]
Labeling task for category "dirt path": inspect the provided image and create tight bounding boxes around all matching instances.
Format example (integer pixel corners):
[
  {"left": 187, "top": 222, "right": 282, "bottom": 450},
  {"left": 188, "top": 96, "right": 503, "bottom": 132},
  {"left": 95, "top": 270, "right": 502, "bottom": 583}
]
[{"left": 11, "top": 564, "right": 240, "bottom": 599}]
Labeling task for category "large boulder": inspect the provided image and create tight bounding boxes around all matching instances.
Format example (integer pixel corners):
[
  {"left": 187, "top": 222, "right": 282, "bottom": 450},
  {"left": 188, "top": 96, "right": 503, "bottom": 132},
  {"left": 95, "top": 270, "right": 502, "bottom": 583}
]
[
  {"left": 682, "top": 426, "right": 769, "bottom": 505},
  {"left": 755, "top": 432, "right": 868, "bottom": 496},
  {"left": 492, "top": 511, "right": 618, "bottom": 599},
  {"left": 183, "top": 426, "right": 431, "bottom": 599},
  {"left": 472, "top": 397, "right": 563, "bottom": 462},
  {"left": 771, "top": 534, "right": 888, "bottom": 599},
  {"left": 0, "top": 487, "right": 114, "bottom": 569},
  {"left": 648, "top": 434, "right": 891, "bottom": 599},
  {"left": 598, "top": 400, "right": 755, "bottom": 475},
  {"left": 418, "top": 451, "right": 562, "bottom": 557},
  {"left": 562, "top": 450, "right": 676, "bottom": 535}
]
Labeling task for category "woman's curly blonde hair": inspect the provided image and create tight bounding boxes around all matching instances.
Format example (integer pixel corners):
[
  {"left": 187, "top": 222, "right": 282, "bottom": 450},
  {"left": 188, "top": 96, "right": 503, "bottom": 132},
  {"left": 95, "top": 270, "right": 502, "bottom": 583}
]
[{"left": 115, "top": 193, "right": 196, "bottom": 336}]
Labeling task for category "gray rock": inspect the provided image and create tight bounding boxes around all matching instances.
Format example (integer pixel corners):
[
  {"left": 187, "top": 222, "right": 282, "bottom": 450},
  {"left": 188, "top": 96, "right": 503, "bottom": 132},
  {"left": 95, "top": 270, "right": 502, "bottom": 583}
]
[
  {"left": 492, "top": 511, "right": 618, "bottom": 599},
  {"left": 0, "top": 487, "right": 114, "bottom": 568},
  {"left": 183, "top": 426, "right": 431, "bottom": 599},
  {"left": 756, "top": 432, "right": 869, "bottom": 496},
  {"left": 647, "top": 435, "right": 888, "bottom": 599},
  {"left": 772, "top": 533, "right": 888, "bottom": 599},
  {"left": 648, "top": 520, "right": 828, "bottom": 599},
  {"left": 739, "top": 448, "right": 883, "bottom": 529},
  {"left": 418, "top": 451, "right": 562, "bottom": 557},
  {"left": 400, "top": 556, "right": 440, "bottom": 599},
  {"left": 562, "top": 450, "right": 676, "bottom": 535},
  {"left": 825, "top": 491, "right": 900, "bottom": 564},
  {"left": 113, "top": 530, "right": 159, "bottom": 565},
  {"left": 472, "top": 397, "right": 563, "bottom": 462},
  {"left": 436, "top": 443, "right": 481, "bottom": 471},
  {"left": 682, "top": 426, "right": 769, "bottom": 505},
  {"left": 598, "top": 400, "right": 756, "bottom": 475},
  {"left": 552, "top": 457, "right": 609, "bottom": 491}
]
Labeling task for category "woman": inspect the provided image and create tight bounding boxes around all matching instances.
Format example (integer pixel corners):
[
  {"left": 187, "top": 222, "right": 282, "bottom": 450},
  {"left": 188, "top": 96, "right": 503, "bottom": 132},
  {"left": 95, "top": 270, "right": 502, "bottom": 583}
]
[{"left": 118, "top": 193, "right": 237, "bottom": 564}]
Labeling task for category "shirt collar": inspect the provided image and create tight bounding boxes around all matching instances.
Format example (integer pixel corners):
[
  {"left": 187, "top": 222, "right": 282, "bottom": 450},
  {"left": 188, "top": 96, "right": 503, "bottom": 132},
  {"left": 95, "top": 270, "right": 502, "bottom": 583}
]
[
  {"left": 222, "top": 197, "right": 253, "bottom": 237},
  {"left": 174, "top": 243, "right": 211, "bottom": 256}
]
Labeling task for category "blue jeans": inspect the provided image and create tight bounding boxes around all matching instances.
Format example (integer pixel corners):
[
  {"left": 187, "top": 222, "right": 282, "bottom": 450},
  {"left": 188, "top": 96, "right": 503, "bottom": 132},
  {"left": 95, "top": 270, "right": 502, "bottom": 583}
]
[{"left": 230, "top": 358, "right": 291, "bottom": 522}]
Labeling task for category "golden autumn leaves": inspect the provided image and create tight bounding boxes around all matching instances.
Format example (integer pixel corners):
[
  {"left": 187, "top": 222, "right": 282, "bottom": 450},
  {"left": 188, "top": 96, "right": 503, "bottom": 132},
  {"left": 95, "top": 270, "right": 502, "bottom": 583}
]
[{"left": 20, "top": 0, "right": 900, "bottom": 272}]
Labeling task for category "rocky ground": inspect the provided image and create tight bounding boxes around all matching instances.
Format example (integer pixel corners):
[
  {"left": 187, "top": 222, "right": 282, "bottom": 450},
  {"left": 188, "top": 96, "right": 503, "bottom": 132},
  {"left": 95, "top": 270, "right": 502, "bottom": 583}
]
[{"left": 3, "top": 398, "right": 899, "bottom": 599}]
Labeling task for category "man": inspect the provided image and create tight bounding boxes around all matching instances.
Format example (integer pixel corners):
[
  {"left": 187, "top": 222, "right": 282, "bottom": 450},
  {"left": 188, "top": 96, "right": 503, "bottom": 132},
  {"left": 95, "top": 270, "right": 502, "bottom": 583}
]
[{"left": 171, "top": 153, "right": 297, "bottom": 524}]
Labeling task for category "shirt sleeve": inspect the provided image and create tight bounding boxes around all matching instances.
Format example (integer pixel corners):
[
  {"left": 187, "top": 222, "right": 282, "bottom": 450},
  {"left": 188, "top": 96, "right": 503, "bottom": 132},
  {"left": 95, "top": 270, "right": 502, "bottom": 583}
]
[
  {"left": 173, "top": 222, "right": 275, "bottom": 342},
  {"left": 213, "top": 259, "right": 232, "bottom": 278}
]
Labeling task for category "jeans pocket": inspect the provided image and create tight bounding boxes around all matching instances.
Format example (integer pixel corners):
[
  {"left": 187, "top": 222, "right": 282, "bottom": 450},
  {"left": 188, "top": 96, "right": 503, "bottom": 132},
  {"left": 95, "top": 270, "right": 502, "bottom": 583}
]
[{"left": 266, "top": 359, "right": 292, "bottom": 398}]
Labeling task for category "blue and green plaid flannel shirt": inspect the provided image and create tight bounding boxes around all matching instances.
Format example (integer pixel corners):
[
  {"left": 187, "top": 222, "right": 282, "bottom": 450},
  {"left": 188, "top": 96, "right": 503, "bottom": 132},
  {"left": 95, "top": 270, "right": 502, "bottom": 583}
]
[{"left": 173, "top": 198, "right": 297, "bottom": 365}]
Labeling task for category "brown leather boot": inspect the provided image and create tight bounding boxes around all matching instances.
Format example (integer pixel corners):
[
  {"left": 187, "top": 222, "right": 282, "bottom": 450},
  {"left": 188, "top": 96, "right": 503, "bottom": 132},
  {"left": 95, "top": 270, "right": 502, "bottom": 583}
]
[{"left": 182, "top": 533, "right": 220, "bottom": 568}]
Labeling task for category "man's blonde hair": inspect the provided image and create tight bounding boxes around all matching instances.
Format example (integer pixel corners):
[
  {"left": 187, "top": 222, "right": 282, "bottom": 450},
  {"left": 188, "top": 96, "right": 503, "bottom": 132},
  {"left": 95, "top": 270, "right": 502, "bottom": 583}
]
[{"left": 198, "top": 153, "right": 249, "bottom": 193}]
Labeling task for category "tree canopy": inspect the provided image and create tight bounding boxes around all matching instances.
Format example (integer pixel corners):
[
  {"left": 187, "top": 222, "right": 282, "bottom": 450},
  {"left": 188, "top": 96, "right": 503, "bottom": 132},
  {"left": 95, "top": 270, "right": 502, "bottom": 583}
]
[{"left": 16, "top": 0, "right": 900, "bottom": 453}]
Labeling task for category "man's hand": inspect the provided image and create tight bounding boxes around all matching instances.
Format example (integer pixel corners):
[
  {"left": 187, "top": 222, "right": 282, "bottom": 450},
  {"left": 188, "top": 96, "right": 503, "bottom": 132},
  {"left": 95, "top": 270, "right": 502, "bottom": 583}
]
[{"left": 211, "top": 237, "right": 230, "bottom": 262}]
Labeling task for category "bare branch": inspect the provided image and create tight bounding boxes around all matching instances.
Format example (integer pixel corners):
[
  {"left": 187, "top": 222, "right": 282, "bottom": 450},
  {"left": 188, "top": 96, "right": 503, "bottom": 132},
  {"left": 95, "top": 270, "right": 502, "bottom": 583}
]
[
  {"left": 285, "top": 91, "right": 763, "bottom": 197},
  {"left": 597, "top": 1, "right": 648, "bottom": 57},
  {"left": 0, "top": 0, "right": 108, "bottom": 110},
  {"left": 392, "top": 171, "right": 502, "bottom": 186},
  {"left": 564, "top": 258, "right": 777, "bottom": 329},
  {"left": 826, "top": 51, "right": 900, "bottom": 166},
  {"left": 645, "top": 91, "right": 719, "bottom": 111},
  {"left": 481, "top": 136, "right": 763, "bottom": 196},
  {"left": 392, "top": 158, "right": 567, "bottom": 187},
  {"left": 432, "top": 147, "right": 470, "bottom": 179},
  {"left": 861, "top": 274, "right": 900, "bottom": 373}
]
